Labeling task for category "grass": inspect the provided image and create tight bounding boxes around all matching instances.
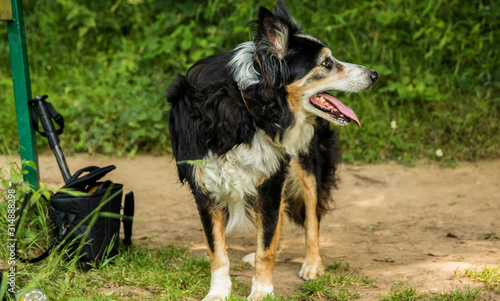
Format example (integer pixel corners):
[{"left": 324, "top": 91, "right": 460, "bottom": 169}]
[
  {"left": 380, "top": 281, "right": 482, "bottom": 301},
  {"left": 5, "top": 243, "right": 213, "bottom": 300},
  {"left": 379, "top": 282, "right": 424, "bottom": 301},
  {"left": 4, "top": 244, "right": 494, "bottom": 300},
  {"left": 293, "top": 263, "right": 373, "bottom": 300},
  {"left": 2, "top": 235, "right": 372, "bottom": 300},
  {"left": 1, "top": 160, "right": 499, "bottom": 300},
  {"left": 457, "top": 266, "right": 500, "bottom": 291},
  {"left": 2, "top": 238, "right": 371, "bottom": 300}
]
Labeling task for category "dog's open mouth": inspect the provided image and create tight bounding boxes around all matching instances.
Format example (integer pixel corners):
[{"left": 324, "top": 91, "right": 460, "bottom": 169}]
[{"left": 310, "top": 93, "right": 361, "bottom": 128}]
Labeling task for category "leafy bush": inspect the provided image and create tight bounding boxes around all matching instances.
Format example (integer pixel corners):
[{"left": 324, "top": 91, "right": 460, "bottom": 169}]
[{"left": 1, "top": 0, "right": 499, "bottom": 162}]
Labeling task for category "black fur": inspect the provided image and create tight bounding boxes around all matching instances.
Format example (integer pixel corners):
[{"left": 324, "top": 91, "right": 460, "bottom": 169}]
[
  {"left": 167, "top": 0, "right": 339, "bottom": 240},
  {"left": 165, "top": 2, "right": 380, "bottom": 297},
  {"left": 192, "top": 186, "right": 216, "bottom": 253},
  {"left": 167, "top": 52, "right": 254, "bottom": 161},
  {"left": 257, "top": 157, "right": 290, "bottom": 249}
]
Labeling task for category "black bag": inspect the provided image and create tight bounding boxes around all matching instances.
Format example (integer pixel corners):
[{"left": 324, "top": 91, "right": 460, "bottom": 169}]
[
  {"left": 18, "top": 165, "right": 134, "bottom": 267},
  {"left": 19, "top": 95, "right": 134, "bottom": 268}
]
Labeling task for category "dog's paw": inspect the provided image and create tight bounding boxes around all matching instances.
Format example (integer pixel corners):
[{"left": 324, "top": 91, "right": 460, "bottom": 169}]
[
  {"left": 202, "top": 269, "right": 232, "bottom": 301},
  {"left": 247, "top": 291, "right": 273, "bottom": 301},
  {"left": 298, "top": 260, "right": 325, "bottom": 280},
  {"left": 202, "top": 293, "right": 229, "bottom": 301},
  {"left": 202, "top": 288, "right": 231, "bottom": 301},
  {"left": 247, "top": 285, "right": 273, "bottom": 301},
  {"left": 242, "top": 252, "right": 256, "bottom": 267},
  {"left": 247, "top": 276, "right": 274, "bottom": 301}
]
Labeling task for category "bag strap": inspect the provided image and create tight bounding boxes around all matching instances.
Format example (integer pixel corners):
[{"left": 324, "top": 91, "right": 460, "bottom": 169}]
[
  {"left": 66, "top": 166, "right": 100, "bottom": 183},
  {"left": 64, "top": 165, "right": 117, "bottom": 190},
  {"left": 29, "top": 95, "right": 65, "bottom": 137},
  {"left": 122, "top": 192, "right": 135, "bottom": 246}
]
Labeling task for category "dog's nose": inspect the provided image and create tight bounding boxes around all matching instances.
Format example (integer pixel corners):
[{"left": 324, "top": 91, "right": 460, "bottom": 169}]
[{"left": 369, "top": 71, "right": 378, "bottom": 83}]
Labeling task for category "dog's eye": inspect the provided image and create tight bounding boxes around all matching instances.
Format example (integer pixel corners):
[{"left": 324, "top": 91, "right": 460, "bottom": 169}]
[{"left": 321, "top": 59, "right": 332, "bottom": 69}]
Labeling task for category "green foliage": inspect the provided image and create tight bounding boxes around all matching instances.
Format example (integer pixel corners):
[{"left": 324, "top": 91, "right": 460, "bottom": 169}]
[
  {"left": 1, "top": 0, "right": 499, "bottom": 162},
  {"left": 380, "top": 282, "right": 482, "bottom": 301},
  {"left": 457, "top": 266, "right": 500, "bottom": 290},
  {"left": 379, "top": 282, "right": 423, "bottom": 301},
  {"left": 294, "top": 262, "right": 373, "bottom": 300}
]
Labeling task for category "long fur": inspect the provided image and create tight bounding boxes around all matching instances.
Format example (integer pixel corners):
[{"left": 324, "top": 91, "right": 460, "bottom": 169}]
[
  {"left": 167, "top": 0, "right": 376, "bottom": 299},
  {"left": 167, "top": 2, "right": 326, "bottom": 231}
]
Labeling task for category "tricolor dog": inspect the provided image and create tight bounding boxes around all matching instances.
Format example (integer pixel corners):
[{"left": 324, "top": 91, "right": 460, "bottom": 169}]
[{"left": 167, "top": 1, "right": 377, "bottom": 300}]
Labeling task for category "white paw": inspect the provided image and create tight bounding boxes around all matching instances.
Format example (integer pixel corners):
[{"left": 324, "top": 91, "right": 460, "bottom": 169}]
[
  {"left": 242, "top": 253, "right": 256, "bottom": 267},
  {"left": 247, "top": 286, "right": 273, "bottom": 301},
  {"left": 248, "top": 277, "right": 274, "bottom": 301},
  {"left": 203, "top": 266, "right": 232, "bottom": 301},
  {"left": 202, "top": 285, "right": 231, "bottom": 301},
  {"left": 298, "top": 260, "right": 324, "bottom": 280},
  {"left": 202, "top": 292, "right": 230, "bottom": 301},
  {"left": 247, "top": 290, "right": 274, "bottom": 301}
]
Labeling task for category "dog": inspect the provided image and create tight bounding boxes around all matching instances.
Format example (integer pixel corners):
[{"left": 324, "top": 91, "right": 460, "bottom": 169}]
[{"left": 167, "top": 1, "right": 377, "bottom": 300}]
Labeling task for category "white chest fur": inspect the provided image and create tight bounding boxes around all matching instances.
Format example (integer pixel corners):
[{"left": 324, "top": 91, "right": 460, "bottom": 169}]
[{"left": 194, "top": 115, "right": 315, "bottom": 232}]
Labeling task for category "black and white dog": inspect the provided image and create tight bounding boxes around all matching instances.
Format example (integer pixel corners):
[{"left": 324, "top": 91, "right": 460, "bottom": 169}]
[{"left": 168, "top": 1, "right": 377, "bottom": 300}]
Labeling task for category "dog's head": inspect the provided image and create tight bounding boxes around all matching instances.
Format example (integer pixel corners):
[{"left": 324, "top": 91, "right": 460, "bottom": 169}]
[{"left": 234, "top": 0, "right": 377, "bottom": 128}]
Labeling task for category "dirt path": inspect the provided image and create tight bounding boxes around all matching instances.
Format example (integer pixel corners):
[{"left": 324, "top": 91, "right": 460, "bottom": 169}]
[{"left": 5, "top": 154, "right": 499, "bottom": 299}]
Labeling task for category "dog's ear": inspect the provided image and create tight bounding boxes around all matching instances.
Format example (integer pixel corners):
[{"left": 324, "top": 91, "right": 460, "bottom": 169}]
[
  {"left": 256, "top": 6, "right": 289, "bottom": 59},
  {"left": 274, "top": 0, "right": 299, "bottom": 30},
  {"left": 253, "top": 7, "right": 287, "bottom": 91},
  {"left": 253, "top": 1, "right": 300, "bottom": 91},
  {"left": 254, "top": 1, "right": 300, "bottom": 59}
]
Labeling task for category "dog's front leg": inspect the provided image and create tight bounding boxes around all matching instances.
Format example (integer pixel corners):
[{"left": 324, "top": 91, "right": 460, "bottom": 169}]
[
  {"left": 298, "top": 174, "right": 324, "bottom": 280},
  {"left": 248, "top": 168, "right": 287, "bottom": 301},
  {"left": 195, "top": 191, "right": 231, "bottom": 301}
]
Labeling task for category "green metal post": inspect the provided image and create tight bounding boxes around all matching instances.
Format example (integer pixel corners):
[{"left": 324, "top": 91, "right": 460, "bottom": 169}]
[{"left": 5, "top": 0, "right": 39, "bottom": 189}]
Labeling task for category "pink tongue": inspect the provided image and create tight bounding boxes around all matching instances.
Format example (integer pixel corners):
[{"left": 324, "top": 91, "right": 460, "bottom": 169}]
[{"left": 316, "top": 93, "right": 360, "bottom": 128}]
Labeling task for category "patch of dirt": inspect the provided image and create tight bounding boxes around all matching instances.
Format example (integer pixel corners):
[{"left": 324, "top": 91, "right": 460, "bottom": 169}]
[{"left": 6, "top": 154, "right": 500, "bottom": 299}]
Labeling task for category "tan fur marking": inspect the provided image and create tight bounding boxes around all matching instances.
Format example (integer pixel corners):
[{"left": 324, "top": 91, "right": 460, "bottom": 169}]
[
  {"left": 285, "top": 82, "right": 304, "bottom": 114},
  {"left": 288, "top": 160, "right": 323, "bottom": 279},
  {"left": 320, "top": 47, "right": 330, "bottom": 55},
  {"left": 208, "top": 209, "right": 229, "bottom": 272},
  {"left": 300, "top": 171, "right": 321, "bottom": 267},
  {"left": 291, "top": 68, "right": 348, "bottom": 89}
]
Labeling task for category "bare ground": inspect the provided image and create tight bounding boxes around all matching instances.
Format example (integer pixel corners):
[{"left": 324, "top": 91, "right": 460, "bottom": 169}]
[{"left": 8, "top": 154, "right": 500, "bottom": 299}]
